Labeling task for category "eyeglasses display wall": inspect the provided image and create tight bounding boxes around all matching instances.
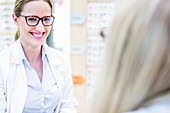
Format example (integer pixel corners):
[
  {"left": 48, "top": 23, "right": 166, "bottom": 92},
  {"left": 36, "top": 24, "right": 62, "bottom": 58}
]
[
  {"left": 0, "top": 1, "right": 16, "bottom": 51},
  {"left": 0, "top": 0, "right": 15, "bottom": 3},
  {"left": 86, "top": 2, "right": 115, "bottom": 98}
]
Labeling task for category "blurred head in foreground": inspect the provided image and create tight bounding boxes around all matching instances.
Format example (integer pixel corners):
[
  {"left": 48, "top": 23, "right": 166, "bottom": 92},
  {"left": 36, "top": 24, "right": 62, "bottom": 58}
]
[{"left": 87, "top": 0, "right": 170, "bottom": 113}]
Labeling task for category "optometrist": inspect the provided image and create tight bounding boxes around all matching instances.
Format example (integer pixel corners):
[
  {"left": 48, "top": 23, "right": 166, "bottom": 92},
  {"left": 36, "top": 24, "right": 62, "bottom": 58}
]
[{"left": 0, "top": 0, "right": 78, "bottom": 113}]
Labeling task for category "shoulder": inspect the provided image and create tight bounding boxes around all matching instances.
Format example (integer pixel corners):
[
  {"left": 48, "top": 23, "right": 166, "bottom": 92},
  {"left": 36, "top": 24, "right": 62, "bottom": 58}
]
[
  {"left": 46, "top": 46, "right": 67, "bottom": 62},
  {"left": 48, "top": 46, "right": 65, "bottom": 58},
  {"left": 0, "top": 43, "right": 12, "bottom": 57},
  {"left": 43, "top": 43, "right": 65, "bottom": 58},
  {"left": 0, "top": 44, "right": 13, "bottom": 63},
  {"left": 43, "top": 44, "right": 69, "bottom": 67},
  {"left": 125, "top": 99, "right": 170, "bottom": 113},
  {"left": 0, "top": 41, "right": 17, "bottom": 79},
  {"left": 0, "top": 40, "right": 19, "bottom": 58}
]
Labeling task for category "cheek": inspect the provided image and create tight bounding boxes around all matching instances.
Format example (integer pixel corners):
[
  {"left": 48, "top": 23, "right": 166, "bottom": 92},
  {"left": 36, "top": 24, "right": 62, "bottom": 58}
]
[
  {"left": 46, "top": 27, "right": 52, "bottom": 35},
  {"left": 47, "top": 26, "right": 51, "bottom": 31},
  {"left": 19, "top": 25, "right": 32, "bottom": 39},
  {"left": 18, "top": 20, "right": 30, "bottom": 32},
  {"left": 19, "top": 25, "right": 30, "bottom": 36}
]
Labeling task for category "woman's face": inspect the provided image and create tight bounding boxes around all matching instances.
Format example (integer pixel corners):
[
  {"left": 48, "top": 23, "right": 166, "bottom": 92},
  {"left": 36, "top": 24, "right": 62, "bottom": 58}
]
[{"left": 13, "top": 1, "right": 52, "bottom": 48}]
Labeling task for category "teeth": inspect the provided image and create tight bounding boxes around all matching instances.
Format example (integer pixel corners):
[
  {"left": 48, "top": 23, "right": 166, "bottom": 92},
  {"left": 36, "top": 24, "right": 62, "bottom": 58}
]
[{"left": 33, "top": 33, "right": 43, "bottom": 37}]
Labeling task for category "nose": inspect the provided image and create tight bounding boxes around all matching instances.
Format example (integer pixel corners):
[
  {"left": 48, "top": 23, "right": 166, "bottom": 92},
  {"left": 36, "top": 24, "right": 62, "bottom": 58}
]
[{"left": 35, "top": 20, "right": 45, "bottom": 31}]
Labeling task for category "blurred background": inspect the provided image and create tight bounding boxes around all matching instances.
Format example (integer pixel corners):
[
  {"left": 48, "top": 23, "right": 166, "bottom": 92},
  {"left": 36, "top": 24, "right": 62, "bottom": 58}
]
[{"left": 0, "top": 0, "right": 115, "bottom": 113}]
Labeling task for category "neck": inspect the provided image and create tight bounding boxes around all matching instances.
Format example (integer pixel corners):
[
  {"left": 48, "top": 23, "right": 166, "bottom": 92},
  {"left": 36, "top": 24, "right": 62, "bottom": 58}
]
[{"left": 22, "top": 44, "right": 42, "bottom": 65}]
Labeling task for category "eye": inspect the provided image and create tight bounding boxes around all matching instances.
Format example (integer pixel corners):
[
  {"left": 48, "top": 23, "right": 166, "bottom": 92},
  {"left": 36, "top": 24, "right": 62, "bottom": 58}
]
[
  {"left": 43, "top": 17, "right": 52, "bottom": 22},
  {"left": 27, "top": 17, "right": 38, "bottom": 22}
]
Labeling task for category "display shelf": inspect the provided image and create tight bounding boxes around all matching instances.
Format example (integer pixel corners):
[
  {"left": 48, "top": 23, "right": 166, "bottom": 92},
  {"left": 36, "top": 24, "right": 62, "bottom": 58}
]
[
  {"left": 0, "top": 2, "right": 14, "bottom": 5},
  {"left": 0, "top": 32, "right": 15, "bottom": 35},
  {"left": 0, "top": 2, "right": 15, "bottom": 51}
]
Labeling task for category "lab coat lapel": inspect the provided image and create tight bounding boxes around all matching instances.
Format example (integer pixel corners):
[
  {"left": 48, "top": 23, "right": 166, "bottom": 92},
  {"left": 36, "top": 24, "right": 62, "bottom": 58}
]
[
  {"left": 48, "top": 56, "right": 63, "bottom": 113},
  {"left": 10, "top": 64, "right": 27, "bottom": 113},
  {"left": 9, "top": 40, "right": 28, "bottom": 113},
  {"left": 43, "top": 43, "right": 64, "bottom": 87},
  {"left": 48, "top": 51, "right": 63, "bottom": 90},
  {"left": 45, "top": 47, "right": 64, "bottom": 113}
]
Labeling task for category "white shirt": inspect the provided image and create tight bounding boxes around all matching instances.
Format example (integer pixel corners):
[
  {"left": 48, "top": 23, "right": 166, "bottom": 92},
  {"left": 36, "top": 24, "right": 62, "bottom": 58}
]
[{"left": 19, "top": 45, "right": 60, "bottom": 113}]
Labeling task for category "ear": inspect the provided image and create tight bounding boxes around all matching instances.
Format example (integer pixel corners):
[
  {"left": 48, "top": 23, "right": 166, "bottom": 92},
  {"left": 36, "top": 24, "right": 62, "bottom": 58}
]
[{"left": 12, "top": 14, "right": 18, "bottom": 25}]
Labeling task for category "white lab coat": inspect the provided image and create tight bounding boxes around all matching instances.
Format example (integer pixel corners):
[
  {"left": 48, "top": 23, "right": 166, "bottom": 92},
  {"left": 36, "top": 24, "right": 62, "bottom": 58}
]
[{"left": 0, "top": 40, "right": 78, "bottom": 113}]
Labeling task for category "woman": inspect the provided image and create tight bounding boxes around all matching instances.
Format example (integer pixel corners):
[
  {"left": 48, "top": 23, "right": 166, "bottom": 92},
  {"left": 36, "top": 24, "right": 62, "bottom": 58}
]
[
  {"left": 86, "top": 0, "right": 170, "bottom": 113},
  {"left": 0, "top": 0, "right": 77, "bottom": 113}
]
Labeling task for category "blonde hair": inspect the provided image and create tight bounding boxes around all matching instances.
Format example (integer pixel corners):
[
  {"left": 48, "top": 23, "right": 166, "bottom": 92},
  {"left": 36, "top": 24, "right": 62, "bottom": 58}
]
[
  {"left": 87, "top": 0, "right": 170, "bottom": 113},
  {"left": 13, "top": 0, "right": 53, "bottom": 41}
]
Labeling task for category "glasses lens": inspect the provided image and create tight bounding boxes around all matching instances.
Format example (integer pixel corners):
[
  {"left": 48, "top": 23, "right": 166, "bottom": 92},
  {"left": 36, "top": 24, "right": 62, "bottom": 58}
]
[
  {"left": 27, "top": 16, "right": 39, "bottom": 26},
  {"left": 43, "top": 16, "right": 54, "bottom": 26}
]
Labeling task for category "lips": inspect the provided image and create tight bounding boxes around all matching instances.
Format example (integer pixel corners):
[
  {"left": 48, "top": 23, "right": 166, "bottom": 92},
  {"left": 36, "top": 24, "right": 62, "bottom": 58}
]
[{"left": 31, "top": 32, "right": 45, "bottom": 40}]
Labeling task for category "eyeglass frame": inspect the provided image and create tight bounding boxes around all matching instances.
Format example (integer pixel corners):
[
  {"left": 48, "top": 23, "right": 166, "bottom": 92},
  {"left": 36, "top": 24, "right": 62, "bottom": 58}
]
[{"left": 20, "top": 15, "right": 55, "bottom": 26}]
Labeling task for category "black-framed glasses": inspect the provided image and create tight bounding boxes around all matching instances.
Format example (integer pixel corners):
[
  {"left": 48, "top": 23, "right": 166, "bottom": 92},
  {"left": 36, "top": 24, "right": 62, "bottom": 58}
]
[{"left": 20, "top": 15, "right": 55, "bottom": 26}]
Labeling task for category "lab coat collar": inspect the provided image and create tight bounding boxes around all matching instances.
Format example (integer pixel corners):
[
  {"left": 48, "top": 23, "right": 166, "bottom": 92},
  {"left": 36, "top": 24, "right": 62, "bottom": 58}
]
[{"left": 10, "top": 39, "right": 62, "bottom": 66}]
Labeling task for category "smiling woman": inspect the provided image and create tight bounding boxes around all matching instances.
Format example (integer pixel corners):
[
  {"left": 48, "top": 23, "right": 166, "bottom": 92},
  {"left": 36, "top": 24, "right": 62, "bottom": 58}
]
[{"left": 0, "top": 0, "right": 78, "bottom": 113}]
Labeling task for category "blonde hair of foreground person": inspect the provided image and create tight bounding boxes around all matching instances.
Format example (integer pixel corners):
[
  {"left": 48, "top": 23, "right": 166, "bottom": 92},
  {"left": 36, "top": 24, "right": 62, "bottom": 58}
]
[{"left": 86, "top": 0, "right": 170, "bottom": 113}]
